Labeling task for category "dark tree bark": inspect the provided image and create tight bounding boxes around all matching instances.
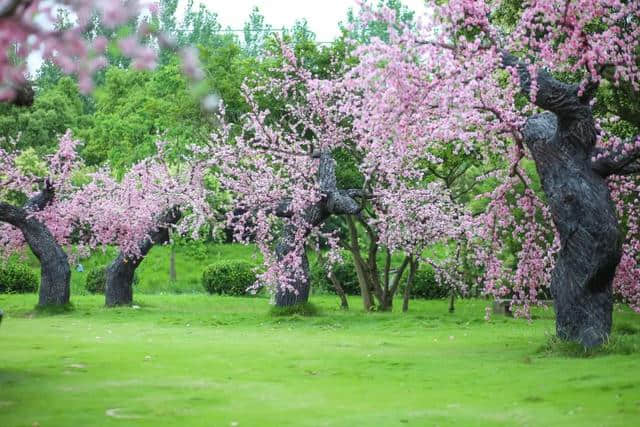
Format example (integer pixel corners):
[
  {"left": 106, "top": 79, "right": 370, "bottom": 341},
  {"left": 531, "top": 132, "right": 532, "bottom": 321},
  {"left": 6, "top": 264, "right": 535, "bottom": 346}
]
[
  {"left": 274, "top": 152, "right": 362, "bottom": 307},
  {"left": 402, "top": 258, "right": 418, "bottom": 313},
  {"left": 503, "top": 53, "right": 634, "bottom": 347},
  {"left": 0, "top": 182, "right": 70, "bottom": 306},
  {"left": 105, "top": 207, "right": 182, "bottom": 307}
]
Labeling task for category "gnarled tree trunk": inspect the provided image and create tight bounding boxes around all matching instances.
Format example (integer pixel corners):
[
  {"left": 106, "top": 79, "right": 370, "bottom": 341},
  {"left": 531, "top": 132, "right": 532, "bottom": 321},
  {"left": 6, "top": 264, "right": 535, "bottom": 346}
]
[
  {"left": 274, "top": 152, "right": 362, "bottom": 307},
  {"left": 504, "top": 53, "right": 632, "bottom": 347},
  {"left": 105, "top": 207, "right": 181, "bottom": 306},
  {"left": 0, "top": 184, "right": 70, "bottom": 306},
  {"left": 524, "top": 112, "right": 621, "bottom": 347}
]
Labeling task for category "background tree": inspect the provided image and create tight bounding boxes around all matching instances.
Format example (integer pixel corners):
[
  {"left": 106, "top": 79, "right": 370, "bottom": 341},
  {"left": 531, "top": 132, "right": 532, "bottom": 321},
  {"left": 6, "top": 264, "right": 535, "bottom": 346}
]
[
  {"left": 0, "top": 131, "right": 84, "bottom": 306},
  {"left": 211, "top": 40, "right": 470, "bottom": 310}
]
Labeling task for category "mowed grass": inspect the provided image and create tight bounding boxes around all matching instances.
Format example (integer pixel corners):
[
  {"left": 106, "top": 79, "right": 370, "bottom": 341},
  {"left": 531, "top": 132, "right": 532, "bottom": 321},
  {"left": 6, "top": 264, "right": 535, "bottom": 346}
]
[{"left": 1, "top": 295, "right": 639, "bottom": 427}]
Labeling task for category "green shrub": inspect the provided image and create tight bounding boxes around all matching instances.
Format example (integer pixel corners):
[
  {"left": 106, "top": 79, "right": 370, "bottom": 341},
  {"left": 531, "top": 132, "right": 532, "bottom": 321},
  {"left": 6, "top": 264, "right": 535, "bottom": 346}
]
[
  {"left": 0, "top": 261, "right": 38, "bottom": 293},
  {"left": 85, "top": 266, "right": 139, "bottom": 294},
  {"left": 202, "top": 260, "right": 257, "bottom": 296},
  {"left": 406, "top": 267, "right": 449, "bottom": 299},
  {"left": 310, "top": 254, "right": 360, "bottom": 295},
  {"left": 85, "top": 266, "right": 107, "bottom": 294}
]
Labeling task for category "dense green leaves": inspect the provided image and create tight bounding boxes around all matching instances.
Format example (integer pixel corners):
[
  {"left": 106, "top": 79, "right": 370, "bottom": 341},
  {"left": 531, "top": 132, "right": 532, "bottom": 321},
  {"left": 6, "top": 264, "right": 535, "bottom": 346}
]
[
  {"left": 0, "top": 260, "right": 38, "bottom": 294},
  {"left": 202, "top": 260, "right": 258, "bottom": 296}
]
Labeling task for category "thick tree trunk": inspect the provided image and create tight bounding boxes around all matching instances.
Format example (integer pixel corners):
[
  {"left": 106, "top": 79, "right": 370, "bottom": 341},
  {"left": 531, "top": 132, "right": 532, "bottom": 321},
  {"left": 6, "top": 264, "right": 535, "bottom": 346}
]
[
  {"left": 25, "top": 218, "right": 71, "bottom": 306},
  {"left": 105, "top": 252, "right": 137, "bottom": 306},
  {"left": 524, "top": 113, "right": 621, "bottom": 348},
  {"left": 273, "top": 152, "right": 361, "bottom": 307},
  {"left": 502, "top": 52, "right": 626, "bottom": 348},
  {"left": 274, "top": 224, "right": 312, "bottom": 307},
  {"left": 105, "top": 207, "right": 181, "bottom": 306},
  {"left": 0, "top": 185, "right": 71, "bottom": 307}
]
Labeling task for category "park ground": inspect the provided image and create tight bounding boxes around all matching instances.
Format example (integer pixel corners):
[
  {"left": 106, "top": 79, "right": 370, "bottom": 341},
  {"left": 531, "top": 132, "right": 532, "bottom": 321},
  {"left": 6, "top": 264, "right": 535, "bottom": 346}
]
[{"left": 1, "top": 294, "right": 639, "bottom": 427}]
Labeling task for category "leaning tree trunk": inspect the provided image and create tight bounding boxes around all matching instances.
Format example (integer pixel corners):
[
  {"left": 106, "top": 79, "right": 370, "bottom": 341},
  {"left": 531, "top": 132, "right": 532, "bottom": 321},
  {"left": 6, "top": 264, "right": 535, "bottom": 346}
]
[
  {"left": 0, "top": 184, "right": 71, "bottom": 306},
  {"left": 105, "top": 207, "right": 181, "bottom": 306},
  {"left": 273, "top": 152, "right": 362, "bottom": 307},
  {"left": 524, "top": 113, "right": 621, "bottom": 348},
  {"left": 504, "top": 53, "right": 626, "bottom": 347},
  {"left": 23, "top": 217, "right": 71, "bottom": 306}
]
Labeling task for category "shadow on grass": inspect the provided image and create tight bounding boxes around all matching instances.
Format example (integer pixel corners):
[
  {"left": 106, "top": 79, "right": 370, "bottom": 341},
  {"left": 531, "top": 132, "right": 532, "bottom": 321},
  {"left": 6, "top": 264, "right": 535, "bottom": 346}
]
[
  {"left": 33, "top": 302, "right": 75, "bottom": 316},
  {"left": 536, "top": 324, "right": 640, "bottom": 358},
  {"left": 269, "top": 302, "right": 321, "bottom": 317}
]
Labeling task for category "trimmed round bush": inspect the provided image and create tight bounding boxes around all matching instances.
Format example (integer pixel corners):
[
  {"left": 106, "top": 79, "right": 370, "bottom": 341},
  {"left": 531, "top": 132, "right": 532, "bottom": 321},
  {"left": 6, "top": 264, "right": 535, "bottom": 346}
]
[
  {"left": 202, "top": 260, "right": 257, "bottom": 296},
  {"left": 85, "top": 266, "right": 107, "bottom": 294},
  {"left": 85, "top": 266, "right": 139, "bottom": 294},
  {"left": 0, "top": 261, "right": 38, "bottom": 293}
]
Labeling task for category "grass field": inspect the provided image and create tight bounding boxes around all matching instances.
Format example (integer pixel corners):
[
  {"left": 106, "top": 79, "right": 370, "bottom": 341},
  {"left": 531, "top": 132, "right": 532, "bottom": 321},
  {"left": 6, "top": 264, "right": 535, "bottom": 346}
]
[{"left": 1, "top": 294, "right": 639, "bottom": 427}]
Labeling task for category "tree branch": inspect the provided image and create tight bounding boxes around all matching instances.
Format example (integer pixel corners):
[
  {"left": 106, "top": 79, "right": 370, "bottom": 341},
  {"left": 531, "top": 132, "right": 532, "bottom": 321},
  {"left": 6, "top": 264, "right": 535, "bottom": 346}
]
[
  {"left": 501, "top": 51, "right": 591, "bottom": 118},
  {"left": 591, "top": 137, "right": 640, "bottom": 177},
  {"left": 389, "top": 255, "right": 411, "bottom": 297},
  {"left": 24, "top": 179, "right": 54, "bottom": 212},
  {"left": 0, "top": 200, "right": 26, "bottom": 227}
]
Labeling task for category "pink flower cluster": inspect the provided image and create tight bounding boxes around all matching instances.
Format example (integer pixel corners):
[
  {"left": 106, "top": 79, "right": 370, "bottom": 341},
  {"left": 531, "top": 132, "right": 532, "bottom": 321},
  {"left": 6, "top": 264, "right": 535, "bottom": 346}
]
[
  {"left": 350, "top": 0, "right": 640, "bottom": 314},
  {"left": 0, "top": 1, "right": 207, "bottom": 100},
  {"left": 1, "top": 130, "right": 215, "bottom": 263}
]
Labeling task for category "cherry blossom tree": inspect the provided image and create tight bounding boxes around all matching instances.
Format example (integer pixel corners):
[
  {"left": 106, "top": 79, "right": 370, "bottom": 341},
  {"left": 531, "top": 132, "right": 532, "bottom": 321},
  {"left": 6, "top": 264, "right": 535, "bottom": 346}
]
[
  {"left": 350, "top": 0, "right": 639, "bottom": 346},
  {"left": 70, "top": 141, "right": 215, "bottom": 306},
  {"left": 0, "top": 130, "right": 82, "bottom": 306},
  {"left": 210, "top": 40, "right": 471, "bottom": 309},
  {"left": 1, "top": 131, "right": 213, "bottom": 306}
]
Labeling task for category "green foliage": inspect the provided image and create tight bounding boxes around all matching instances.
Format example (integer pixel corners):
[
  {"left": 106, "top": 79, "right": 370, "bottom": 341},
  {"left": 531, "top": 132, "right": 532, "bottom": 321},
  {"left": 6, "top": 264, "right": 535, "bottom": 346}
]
[
  {"left": 243, "top": 6, "right": 272, "bottom": 57},
  {"left": 406, "top": 267, "right": 450, "bottom": 300},
  {"left": 342, "top": 0, "right": 415, "bottom": 44},
  {"left": 0, "top": 260, "right": 38, "bottom": 294},
  {"left": 85, "top": 266, "right": 107, "bottom": 294},
  {"left": 202, "top": 260, "right": 257, "bottom": 296},
  {"left": 310, "top": 254, "right": 360, "bottom": 295},
  {"left": 199, "top": 36, "right": 257, "bottom": 123},
  {"left": 0, "top": 77, "right": 88, "bottom": 155},
  {"left": 82, "top": 63, "right": 207, "bottom": 170}
]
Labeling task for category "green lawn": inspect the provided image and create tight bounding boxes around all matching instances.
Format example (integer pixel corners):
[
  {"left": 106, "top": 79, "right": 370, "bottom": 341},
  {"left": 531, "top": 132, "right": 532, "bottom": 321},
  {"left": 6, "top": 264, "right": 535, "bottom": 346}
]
[{"left": 1, "top": 295, "right": 639, "bottom": 426}]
